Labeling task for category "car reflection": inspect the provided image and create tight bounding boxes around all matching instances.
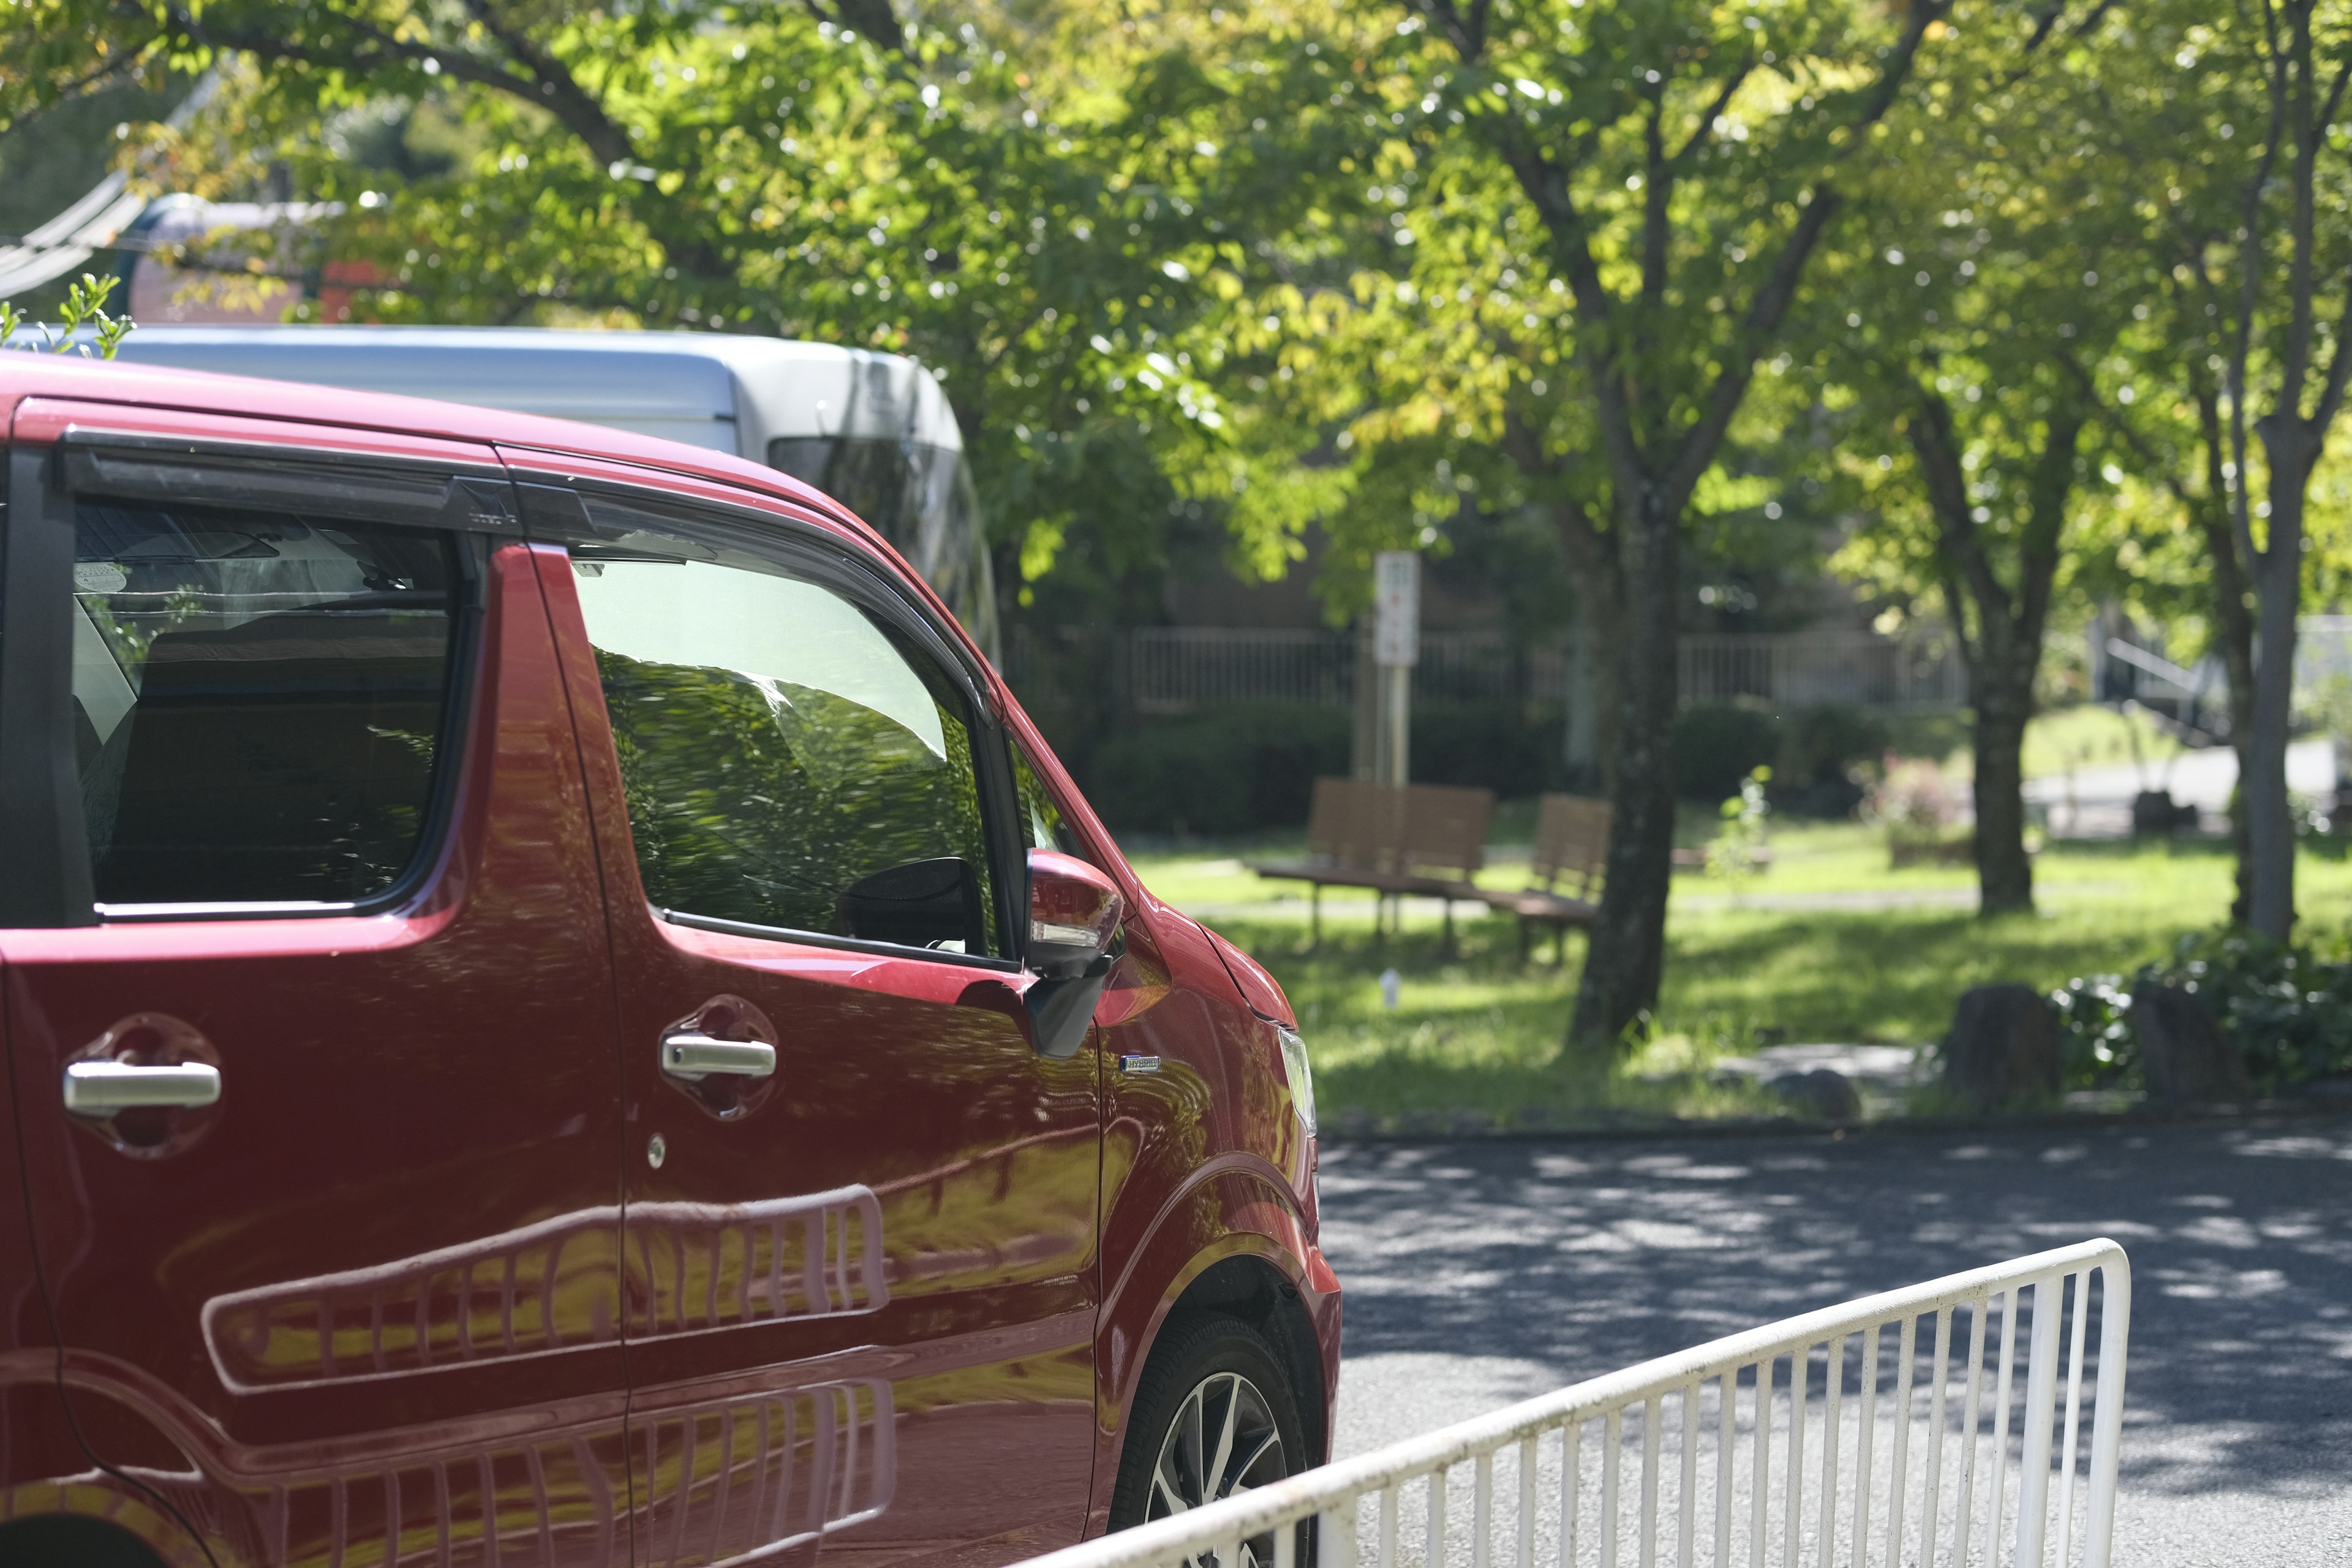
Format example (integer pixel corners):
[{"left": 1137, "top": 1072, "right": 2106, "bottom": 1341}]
[
  {"left": 68, "top": 1376, "right": 895, "bottom": 1568},
  {"left": 202, "top": 1188, "right": 888, "bottom": 1393}
]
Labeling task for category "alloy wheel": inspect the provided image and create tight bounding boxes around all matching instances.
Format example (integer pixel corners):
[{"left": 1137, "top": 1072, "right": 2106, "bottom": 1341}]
[{"left": 1146, "top": 1370, "right": 1289, "bottom": 1568}]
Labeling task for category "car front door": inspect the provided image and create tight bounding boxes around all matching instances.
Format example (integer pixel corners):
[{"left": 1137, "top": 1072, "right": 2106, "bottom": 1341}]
[
  {"left": 0, "top": 405, "right": 635, "bottom": 1567},
  {"left": 510, "top": 463, "right": 1101, "bottom": 1568}
]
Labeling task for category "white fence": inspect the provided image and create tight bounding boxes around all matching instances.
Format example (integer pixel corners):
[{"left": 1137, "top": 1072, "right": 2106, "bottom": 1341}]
[{"left": 1025, "top": 1239, "right": 2130, "bottom": 1568}]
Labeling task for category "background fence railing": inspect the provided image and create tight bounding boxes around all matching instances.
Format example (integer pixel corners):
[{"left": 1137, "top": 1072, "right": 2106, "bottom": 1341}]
[
  {"left": 1014, "top": 1238, "right": 2130, "bottom": 1568},
  {"left": 1677, "top": 633, "right": 1967, "bottom": 709},
  {"left": 1005, "top": 627, "right": 1963, "bottom": 717}
]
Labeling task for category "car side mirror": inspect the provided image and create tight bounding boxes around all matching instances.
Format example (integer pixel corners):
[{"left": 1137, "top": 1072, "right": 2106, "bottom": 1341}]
[
  {"left": 1023, "top": 850, "right": 1125, "bottom": 1060},
  {"left": 1027, "top": 849, "right": 1124, "bottom": 978}
]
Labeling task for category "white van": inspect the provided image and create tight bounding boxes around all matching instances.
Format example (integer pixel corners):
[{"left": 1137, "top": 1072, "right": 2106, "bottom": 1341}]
[{"left": 103, "top": 325, "right": 999, "bottom": 655}]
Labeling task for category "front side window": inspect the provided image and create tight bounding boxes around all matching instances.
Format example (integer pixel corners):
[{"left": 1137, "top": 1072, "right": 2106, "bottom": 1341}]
[
  {"left": 70, "top": 500, "right": 461, "bottom": 906},
  {"left": 1012, "top": 742, "right": 1085, "bottom": 859},
  {"left": 568, "top": 512, "right": 1000, "bottom": 957}
]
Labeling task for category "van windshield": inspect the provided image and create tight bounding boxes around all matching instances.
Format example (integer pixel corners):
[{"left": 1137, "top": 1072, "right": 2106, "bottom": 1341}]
[{"left": 766, "top": 436, "right": 998, "bottom": 662}]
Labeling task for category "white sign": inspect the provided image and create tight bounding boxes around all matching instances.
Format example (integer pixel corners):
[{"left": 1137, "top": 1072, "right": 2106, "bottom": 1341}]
[{"left": 1373, "top": 551, "right": 1420, "bottom": 667}]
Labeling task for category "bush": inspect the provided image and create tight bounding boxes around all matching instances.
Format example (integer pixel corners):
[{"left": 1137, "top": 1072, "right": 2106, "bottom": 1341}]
[
  {"left": 1673, "top": 703, "right": 1783, "bottom": 803},
  {"left": 2048, "top": 930, "right": 2352, "bottom": 1091},
  {"left": 1864, "top": 758, "right": 1961, "bottom": 848},
  {"left": 1676, "top": 701, "right": 1909, "bottom": 817},
  {"left": 1775, "top": 704, "right": 1887, "bottom": 817},
  {"left": 1082, "top": 704, "right": 1350, "bottom": 835},
  {"left": 1412, "top": 701, "right": 1566, "bottom": 799},
  {"left": 1077, "top": 699, "right": 1569, "bottom": 836}
]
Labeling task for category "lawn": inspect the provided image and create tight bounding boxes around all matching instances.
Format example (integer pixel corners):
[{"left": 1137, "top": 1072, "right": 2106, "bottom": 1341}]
[{"left": 1125, "top": 821, "right": 2352, "bottom": 1129}]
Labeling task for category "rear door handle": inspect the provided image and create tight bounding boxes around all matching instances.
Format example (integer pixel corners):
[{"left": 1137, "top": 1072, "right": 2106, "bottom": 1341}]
[
  {"left": 62, "top": 1060, "right": 221, "bottom": 1113},
  {"left": 660, "top": 1035, "right": 777, "bottom": 1080}
]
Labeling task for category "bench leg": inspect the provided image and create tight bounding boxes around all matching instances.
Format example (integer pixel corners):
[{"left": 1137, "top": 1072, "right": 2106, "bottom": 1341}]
[
  {"left": 1554, "top": 924, "right": 1566, "bottom": 967},
  {"left": 1310, "top": 884, "right": 1321, "bottom": 948},
  {"left": 1516, "top": 916, "right": 1530, "bottom": 964},
  {"left": 1441, "top": 898, "right": 1455, "bottom": 957}
]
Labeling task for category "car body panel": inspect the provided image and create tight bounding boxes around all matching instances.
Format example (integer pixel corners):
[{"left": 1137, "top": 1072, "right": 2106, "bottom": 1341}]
[
  {"left": 1, "top": 390, "right": 636, "bottom": 1566},
  {"left": 0, "top": 354, "right": 1340, "bottom": 1565},
  {"left": 527, "top": 530, "right": 1102, "bottom": 1568}
]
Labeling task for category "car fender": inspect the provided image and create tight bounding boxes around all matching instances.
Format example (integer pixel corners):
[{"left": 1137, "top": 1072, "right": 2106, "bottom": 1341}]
[{"left": 1085, "top": 1153, "right": 1333, "bottom": 1534}]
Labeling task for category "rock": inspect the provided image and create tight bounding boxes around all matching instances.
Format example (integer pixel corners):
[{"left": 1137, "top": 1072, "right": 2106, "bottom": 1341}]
[
  {"left": 2130, "top": 982, "right": 2250, "bottom": 1104},
  {"left": 2131, "top": 790, "right": 2197, "bottom": 835},
  {"left": 1768, "top": 1068, "right": 1860, "bottom": 1123},
  {"left": 1944, "top": 984, "right": 2062, "bottom": 1112}
]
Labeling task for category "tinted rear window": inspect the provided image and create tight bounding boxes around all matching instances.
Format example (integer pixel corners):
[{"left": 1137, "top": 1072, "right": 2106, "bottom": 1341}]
[{"left": 71, "top": 500, "right": 460, "bottom": 905}]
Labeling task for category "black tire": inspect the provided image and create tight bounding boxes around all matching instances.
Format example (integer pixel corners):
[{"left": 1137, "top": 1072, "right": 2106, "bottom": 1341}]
[
  {"left": 1110, "top": 1314, "right": 1311, "bottom": 1567},
  {"left": 0, "top": 1515, "right": 169, "bottom": 1568}
]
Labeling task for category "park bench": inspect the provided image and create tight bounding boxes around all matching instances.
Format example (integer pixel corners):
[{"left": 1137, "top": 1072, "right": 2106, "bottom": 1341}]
[
  {"left": 1250, "top": 777, "right": 1494, "bottom": 946},
  {"left": 1477, "top": 793, "right": 1609, "bottom": 962}
]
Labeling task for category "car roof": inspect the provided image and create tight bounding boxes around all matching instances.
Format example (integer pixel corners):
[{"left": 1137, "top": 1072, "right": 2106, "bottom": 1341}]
[{"left": 1, "top": 350, "right": 875, "bottom": 540}]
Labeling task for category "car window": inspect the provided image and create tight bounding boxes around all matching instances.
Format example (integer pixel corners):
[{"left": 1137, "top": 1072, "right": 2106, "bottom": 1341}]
[
  {"left": 566, "top": 508, "right": 1001, "bottom": 957},
  {"left": 1012, "top": 741, "right": 1087, "bottom": 859},
  {"left": 69, "top": 500, "right": 461, "bottom": 907}
]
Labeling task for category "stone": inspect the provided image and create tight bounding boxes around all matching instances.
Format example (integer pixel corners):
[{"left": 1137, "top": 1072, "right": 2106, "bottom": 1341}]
[
  {"left": 2131, "top": 790, "right": 2197, "bottom": 835},
  {"left": 2130, "top": 982, "right": 2251, "bottom": 1104},
  {"left": 1943, "top": 984, "right": 2062, "bottom": 1112},
  {"left": 1768, "top": 1068, "right": 1861, "bottom": 1123}
]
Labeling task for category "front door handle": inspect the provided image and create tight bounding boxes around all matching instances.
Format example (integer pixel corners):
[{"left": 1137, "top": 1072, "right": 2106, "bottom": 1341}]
[
  {"left": 660, "top": 1034, "right": 777, "bottom": 1081},
  {"left": 62, "top": 1060, "right": 222, "bottom": 1113}
]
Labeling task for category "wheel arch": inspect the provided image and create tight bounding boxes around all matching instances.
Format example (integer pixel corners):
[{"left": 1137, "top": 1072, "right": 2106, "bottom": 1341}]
[{"left": 1155, "top": 1253, "right": 1329, "bottom": 1471}]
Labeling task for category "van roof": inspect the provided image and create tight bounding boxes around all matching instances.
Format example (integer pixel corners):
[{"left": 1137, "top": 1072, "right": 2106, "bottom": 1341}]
[
  {"left": 106, "top": 326, "right": 966, "bottom": 454},
  {"left": 0, "top": 350, "right": 881, "bottom": 549}
]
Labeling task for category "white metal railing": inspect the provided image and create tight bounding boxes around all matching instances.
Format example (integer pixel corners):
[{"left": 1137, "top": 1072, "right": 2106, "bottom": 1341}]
[{"left": 1029, "top": 1239, "right": 2130, "bottom": 1568}]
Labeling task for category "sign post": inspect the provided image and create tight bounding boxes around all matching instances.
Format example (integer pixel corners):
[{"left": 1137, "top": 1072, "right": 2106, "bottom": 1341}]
[{"left": 1372, "top": 551, "right": 1420, "bottom": 786}]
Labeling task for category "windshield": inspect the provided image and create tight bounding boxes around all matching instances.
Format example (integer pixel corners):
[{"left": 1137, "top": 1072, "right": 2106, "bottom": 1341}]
[{"left": 766, "top": 436, "right": 998, "bottom": 662}]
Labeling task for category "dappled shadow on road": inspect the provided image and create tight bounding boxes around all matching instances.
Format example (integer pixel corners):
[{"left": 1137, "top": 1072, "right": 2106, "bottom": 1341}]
[{"left": 1319, "top": 1118, "right": 2352, "bottom": 1500}]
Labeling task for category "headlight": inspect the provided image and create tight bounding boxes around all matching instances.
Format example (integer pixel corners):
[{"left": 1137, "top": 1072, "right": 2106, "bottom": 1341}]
[{"left": 1275, "top": 1025, "right": 1317, "bottom": 1137}]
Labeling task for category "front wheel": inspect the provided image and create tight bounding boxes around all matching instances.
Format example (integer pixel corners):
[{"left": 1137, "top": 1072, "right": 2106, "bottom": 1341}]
[{"left": 1110, "top": 1315, "right": 1310, "bottom": 1568}]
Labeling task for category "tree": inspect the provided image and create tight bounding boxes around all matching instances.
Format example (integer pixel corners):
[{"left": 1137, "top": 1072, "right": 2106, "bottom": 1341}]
[
  {"left": 2092, "top": 0, "right": 2352, "bottom": 939},
  {"left": 0, "top": 0, "right": 1310, "bottom": 625},
  {"left": 1270, "top": 0, "right": 1950, "bottom": 1044},
  {"left": 1814, "top": 1, "right": 2139, "bottom": 915}
]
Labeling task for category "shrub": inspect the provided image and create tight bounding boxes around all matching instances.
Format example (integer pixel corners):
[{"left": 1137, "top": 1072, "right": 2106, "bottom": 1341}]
[
  {"left": 1864, "top": 757, "right": 1959, "bottom": 848},
  {"left": 1674, "top": 702, "right": 1891, "bottom": 816},
  {"left": 1081, "top": 704, "right": 1350, "bottom": 836},
  {"left": 1673, "top": 703, "right": 1783, "bottom": 802},
  {"left": 2048, "top": 930, "right": 2352, "bottom": 1091},
  {"left": 1411, "top": 701, "right": 1566, "bottom": 799},
  {"left": 1774, "top": 704, "right": 1885, "bottom": 817},
  {"left": 1079, "top": 700, "right": 1566, "bottom": 836}
]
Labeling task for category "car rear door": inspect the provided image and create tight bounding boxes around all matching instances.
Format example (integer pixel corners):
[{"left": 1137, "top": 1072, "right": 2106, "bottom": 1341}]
[
  {"left": 508, "top": 458, "right": 1102, "bottom": 1568},
  {"left": 0, "top": 403, "right": 635, "bottom": 1567}
]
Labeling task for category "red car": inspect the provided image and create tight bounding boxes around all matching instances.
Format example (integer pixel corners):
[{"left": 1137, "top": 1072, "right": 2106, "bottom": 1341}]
[{"left": 0, "top": 353, "right": 1337, "bottom": 1568}]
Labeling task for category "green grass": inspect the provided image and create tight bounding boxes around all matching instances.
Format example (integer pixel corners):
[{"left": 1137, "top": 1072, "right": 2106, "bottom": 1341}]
[{"left": 1128, "top": 823, "right": 2352, "bottom": 1129}]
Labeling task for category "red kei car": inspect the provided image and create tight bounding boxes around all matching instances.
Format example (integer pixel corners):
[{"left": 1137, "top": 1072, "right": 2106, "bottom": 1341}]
[{"left": 0, "top": 353, "right": 1338, "bottom": 1568}]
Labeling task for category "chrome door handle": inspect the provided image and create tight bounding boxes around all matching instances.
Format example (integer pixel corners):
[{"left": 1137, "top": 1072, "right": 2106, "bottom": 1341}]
[
  {"left": 62, "top": 1060, "right": 221, "bottom": 1113},
  {"left": 660, "top": 1035, "right": 776, "bottom": 1080}
]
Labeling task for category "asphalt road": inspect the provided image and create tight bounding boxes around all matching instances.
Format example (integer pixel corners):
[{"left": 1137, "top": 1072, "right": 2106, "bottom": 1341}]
[{"left": 1318, "top": 1117, "right": 2352, "bottom": 1566}]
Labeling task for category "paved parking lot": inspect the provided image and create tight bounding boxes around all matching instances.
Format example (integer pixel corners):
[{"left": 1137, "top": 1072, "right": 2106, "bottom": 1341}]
[{"left": 1319, "top": 1116, "right": 2352, "bottom": 1566}]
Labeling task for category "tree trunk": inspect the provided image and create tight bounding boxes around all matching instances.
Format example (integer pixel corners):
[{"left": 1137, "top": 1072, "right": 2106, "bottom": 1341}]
[
  {"left": 1569, "top": 495, "right": 1678, "bottom": 1047},
  {"left": 2242, "top": 466, "right": 2307, "bottom": 938},
  {"left": 1906, "top": 385, "right": 2075, "bottom": 918},
  {"left": 2190, "top": 491, "right": 2259, "bottom": 921},
  {"left": 1554, "top": 500, "right": 1621, "bottom": 793},
  {"left": 1970, "top": 658, "right": 2036, "bottom": 914}
]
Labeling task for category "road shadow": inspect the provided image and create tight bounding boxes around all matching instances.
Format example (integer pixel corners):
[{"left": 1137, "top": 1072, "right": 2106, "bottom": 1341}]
[{"left": 1319, "top": 1117, "right": 2352, "bottom": 1501}]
